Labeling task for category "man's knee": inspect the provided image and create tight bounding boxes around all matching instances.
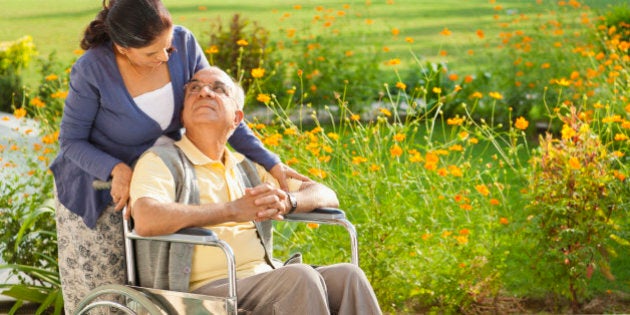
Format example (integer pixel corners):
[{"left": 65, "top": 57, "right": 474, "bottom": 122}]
[{"left": 280, "top": 263, "right": 326, "bottom": 289}]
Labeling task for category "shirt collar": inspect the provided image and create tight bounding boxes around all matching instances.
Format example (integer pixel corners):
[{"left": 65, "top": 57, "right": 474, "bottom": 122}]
[{"left": 175, "top": 135, "right": 244, "bottom": 169}]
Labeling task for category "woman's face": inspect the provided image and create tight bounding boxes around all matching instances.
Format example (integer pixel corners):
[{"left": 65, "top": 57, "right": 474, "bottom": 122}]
[{"left": 123, "top": 27, "right": 174, "bottom": 68}]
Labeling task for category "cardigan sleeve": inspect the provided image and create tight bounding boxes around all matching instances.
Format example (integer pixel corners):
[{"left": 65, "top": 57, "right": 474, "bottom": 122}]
[
  {"left": 58, "top": 60, "right": 122, "bottom": 181},
  {"left": 228, "top": 122, "right": 281, "bottom": 171}
]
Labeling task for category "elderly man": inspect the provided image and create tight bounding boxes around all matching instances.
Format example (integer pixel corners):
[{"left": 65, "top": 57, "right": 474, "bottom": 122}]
[{"left": 129, "top": 66, "right": 381, "bottom": 314}]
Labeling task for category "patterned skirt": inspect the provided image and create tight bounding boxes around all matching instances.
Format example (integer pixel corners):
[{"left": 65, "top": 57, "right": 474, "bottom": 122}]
[{"left": 55, "top": 194, "right": 125, "bottom": 314}]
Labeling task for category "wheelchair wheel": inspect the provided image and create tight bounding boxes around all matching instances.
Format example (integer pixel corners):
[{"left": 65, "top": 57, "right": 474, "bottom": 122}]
[{"left": 75, "top": 284, "right": 164, "bottom": 315}]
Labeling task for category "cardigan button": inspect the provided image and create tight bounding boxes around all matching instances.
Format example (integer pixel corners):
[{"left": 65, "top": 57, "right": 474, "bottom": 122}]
[{"left": 183, "top": 267, "right": 191, "bottom": 274}]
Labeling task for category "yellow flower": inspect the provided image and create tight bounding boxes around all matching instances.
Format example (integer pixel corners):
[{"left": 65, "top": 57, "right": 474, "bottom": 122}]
[
  {"left": 395, "top": 82, "right": 406, "bottom": 90},
  {"left": 447, "top": 117, "right": 464, "bottom": 126},
  {"left": 13, "top": 108, "right": 26, "bottom": 119},
  {"left": 432, "top": 87, "right": 442, "bottom": 94},
  {"left": 369, "top": 164, "right": 381, "bottom": 171},
  {"left": 205, "top": 45, "right": 219, "bottom": 54},
  {"left": 405, "top": 37, "right": 414, "bottom": 43},
  {"left": 614, "top": 133, "right": 628, "bottom": 141},
  {"left": 391, "top": 28, "right": 400, "bottom": 36},
  {"left": 489, "top": 91, "right": 503, "bottom": 100},
  {"left": 236, "top": 39, "right": 249, "bottom": 46},
  {"left": 561, "top": 124, "right": 576, "bottom": 140},
  {"left": 327, "top": 132, "right": 340, "bottom": 141},
  {"left": 379, "top": 108, "right": 392, "bottom": 117},
  {"left": 251, "top": 68, "right": 265, "bottom": 79},
  {"left": 470, "top": 91, "right": 483, "bottom": 99},
  {"left": 350, "top": 114, "right": 361, "bottom": 121},
  {"left": 390, "top": 144, "right": 403, "bottom": 157},
  {"left": 256, "top": 93, "right": 271, "bottom": 103},
  {"left": 45, "top": 74, "right": 58, "bottom": 81},
  {"left": 514, "top": 117, "right": 529, "bottom": 130},
  {"left": 352, "top": 156, "right": 368, "bottom": 165},
  {"left": 440, "top": 28, "right": 452, "bottom": 36}
]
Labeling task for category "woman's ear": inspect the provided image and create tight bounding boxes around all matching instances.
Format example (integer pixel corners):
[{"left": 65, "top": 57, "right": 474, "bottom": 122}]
[{"left": 114, "top": 44, "right": 128, "bottom": 55}]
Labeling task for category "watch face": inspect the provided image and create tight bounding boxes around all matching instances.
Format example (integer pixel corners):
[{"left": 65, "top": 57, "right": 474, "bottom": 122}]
[{"left": 288, "top": 193, "right": 297, "bottom": 212}]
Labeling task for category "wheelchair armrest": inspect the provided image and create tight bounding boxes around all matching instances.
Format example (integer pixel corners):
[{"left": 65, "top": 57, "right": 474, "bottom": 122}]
[
  {"left": 126, "top": 227, "right": 219, "bottom": 245},
  {"left": 284, "top": 207, "right": 347, "bottom": 222}
]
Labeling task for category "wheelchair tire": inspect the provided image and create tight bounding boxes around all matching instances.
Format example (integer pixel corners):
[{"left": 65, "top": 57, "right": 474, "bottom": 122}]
[{"left": 74, "top": 284, "right": 164, "bottom": 315}]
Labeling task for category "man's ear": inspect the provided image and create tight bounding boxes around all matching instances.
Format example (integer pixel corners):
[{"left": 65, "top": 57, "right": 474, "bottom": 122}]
[{"left": 234, "top": 110, "right": 244, "bottom": 127}]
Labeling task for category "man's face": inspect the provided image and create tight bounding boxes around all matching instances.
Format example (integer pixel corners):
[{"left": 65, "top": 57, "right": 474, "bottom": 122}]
[{"left": 182, "top": 68, "right": 242, "bottom": 133}]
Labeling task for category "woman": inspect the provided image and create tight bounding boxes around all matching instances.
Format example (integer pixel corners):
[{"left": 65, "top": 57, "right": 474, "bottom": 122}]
[{"left": 50, "top": 0, "right": 300, "bottom": 312}]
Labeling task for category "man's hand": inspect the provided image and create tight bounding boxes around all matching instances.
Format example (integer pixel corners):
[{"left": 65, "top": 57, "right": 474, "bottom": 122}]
[
  {"left": 227, "top": 183, "right": 288, "bottom": 222},
  {"left": 110, "top": 162, "right": 132, "bottom": 212},
  {"left": 268, "top": 163, "right": 310, "bottom": 191}
]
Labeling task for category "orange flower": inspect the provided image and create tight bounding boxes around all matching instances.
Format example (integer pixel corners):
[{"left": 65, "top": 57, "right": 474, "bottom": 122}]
[
  {"left": 236, "top": 39, "right": 249, "bottom": 46},
  {"left": 350, "top": 114, "right": 361, "bottom": 121},
  {"left": 440, "top": 28, "right": 452, "bottom": 36},
  {"left": 251, "top": 68, "right": 265, "bottom": 79},
  {"left": 205, "top": 45, "right": 219, "bottom": 54},
  {"left": 30, "top": 97, "right": 46, "bottom": 108},
  {"left": 515, "top": 117, "right": 529, "bottom": 130},
  {"left": 390, "top": 144, "right": 403, "bottom": 157},
  {"left": 499, "top": 217, "right": 509, "bottom": 225},
  {"left": 568, "top": 157, "right": 581, "bottom": 170},
  {"left": 395, "top": 82, "right": 406, "bottom": 90},
  {"left": 45, "top": 74, "right": 58, "bottom": 81},
  {"left": 369, "top": 164, "right": 381, "bottom": 171},
  {"left": 387, "top": 58, "right": 401, "bottom": 66},
  {"left": 490, "top": 198, "right": 501, "bottom": 206},
  {"left": 308, "top": 168, "right": 327, "bottom": 179},
  {"left": 447, "top": 117, "right": 464, "bottom": 126},
  {"left": 393, "top": 133, "right": 406, "bottom": 141},
  {"left": 391, "top": 28, "right": 400, "bottom": 36},
  {"left": 475, "top": 184, "right": 490, "bottom": 196},
  {"left": 476, "top": 29, "right": 485, "bottom": 39}
]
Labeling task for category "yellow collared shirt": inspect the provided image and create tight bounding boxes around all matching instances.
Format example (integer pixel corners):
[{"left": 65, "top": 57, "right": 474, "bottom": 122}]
[{"left": 130, "top": 136, "right": 300, "bottom": 290}]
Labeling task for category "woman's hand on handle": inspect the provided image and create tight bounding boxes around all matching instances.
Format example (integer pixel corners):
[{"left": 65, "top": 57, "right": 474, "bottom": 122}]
[{"left": 110, "top": 162, "right": 132, "bottom": 212}]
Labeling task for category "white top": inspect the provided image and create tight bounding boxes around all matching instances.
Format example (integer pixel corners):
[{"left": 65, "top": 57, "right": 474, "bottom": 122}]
[{"left": 134, "top": 82, "right": 175, "bottom": 146}]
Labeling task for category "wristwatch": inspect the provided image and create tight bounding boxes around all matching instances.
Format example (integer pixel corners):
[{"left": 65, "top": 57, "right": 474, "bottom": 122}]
[{"left": 287, "top": 193, "right": 297, "bottom": 214}]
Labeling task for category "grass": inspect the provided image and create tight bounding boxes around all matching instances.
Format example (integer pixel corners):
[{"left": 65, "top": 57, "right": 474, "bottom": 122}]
[{"left": 1, "top": 0, "right": 627, "bottom": 85}]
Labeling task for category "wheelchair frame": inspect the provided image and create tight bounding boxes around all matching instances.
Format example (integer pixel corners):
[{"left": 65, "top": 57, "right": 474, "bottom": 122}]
[{"left": 74, "top": 207, "right": 358, "bottom": 315}]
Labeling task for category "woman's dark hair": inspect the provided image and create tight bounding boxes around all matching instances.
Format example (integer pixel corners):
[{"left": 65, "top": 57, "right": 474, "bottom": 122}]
[{"left": 80, "top": 0, "right": 172, "bottom": 50}]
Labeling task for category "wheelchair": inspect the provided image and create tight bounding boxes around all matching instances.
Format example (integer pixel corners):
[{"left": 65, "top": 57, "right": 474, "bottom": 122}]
[{"left": 74, "top": 205, "right": 358, "bottom": 315}]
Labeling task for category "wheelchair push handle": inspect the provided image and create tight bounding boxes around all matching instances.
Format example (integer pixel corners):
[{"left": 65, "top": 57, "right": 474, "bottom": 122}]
[{"left": 93, "top": 180, "right": 112, "bottom": 190}]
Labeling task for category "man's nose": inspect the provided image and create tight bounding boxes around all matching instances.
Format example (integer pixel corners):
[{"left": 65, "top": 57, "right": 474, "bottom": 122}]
[{"left": 199, "top": 85, "right": 217, "bottom": 97}]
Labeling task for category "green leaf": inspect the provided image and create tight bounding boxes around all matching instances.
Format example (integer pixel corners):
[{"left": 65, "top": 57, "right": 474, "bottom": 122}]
[
  {"left": 1, "top": 285, "right": 47, "bottom": 303},
  {"left": 36, "top": 288, "right": 61, "bottom": 315},
  {"left": 15, "top": 206, "right": 54, "bottom": 251}
]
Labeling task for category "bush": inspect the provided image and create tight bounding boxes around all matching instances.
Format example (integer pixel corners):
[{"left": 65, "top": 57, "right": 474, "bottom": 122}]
[
  {"left": 0, "top": 36, "right": 37, "bottom": 113},
  {"left": 524, "top": 105, "right": 628, "bottom": 313}
]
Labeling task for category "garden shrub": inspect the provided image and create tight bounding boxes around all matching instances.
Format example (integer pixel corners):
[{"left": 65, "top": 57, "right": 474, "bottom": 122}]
[
  {"left": 524, "top": 106, "right": 628, "bottom": 313},
  {"left": 0, "top": 36, "right": 37, "bottom": 113}
]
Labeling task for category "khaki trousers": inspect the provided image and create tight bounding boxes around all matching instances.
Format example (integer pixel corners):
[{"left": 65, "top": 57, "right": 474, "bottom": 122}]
[{"left": 193, "top": 263, "right": 381, "bottom": 315}]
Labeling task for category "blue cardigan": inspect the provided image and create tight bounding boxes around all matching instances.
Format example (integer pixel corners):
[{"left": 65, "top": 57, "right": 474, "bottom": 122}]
[{"left": 50, "top": 26, "right": 279, "bottom": 228}]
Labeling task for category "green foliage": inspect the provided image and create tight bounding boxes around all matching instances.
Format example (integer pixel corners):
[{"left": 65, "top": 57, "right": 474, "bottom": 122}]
[
  {"left": 524, "top": 106, "right": 628, "bottom": 312},
  {"left": 0, "top": 36, "right": 37, "bottom": 113}
]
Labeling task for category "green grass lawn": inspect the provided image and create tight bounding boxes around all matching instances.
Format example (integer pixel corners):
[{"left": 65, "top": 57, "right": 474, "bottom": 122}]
[{"left": 1, "top": 0, "right": 626, "bottom": 84}]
